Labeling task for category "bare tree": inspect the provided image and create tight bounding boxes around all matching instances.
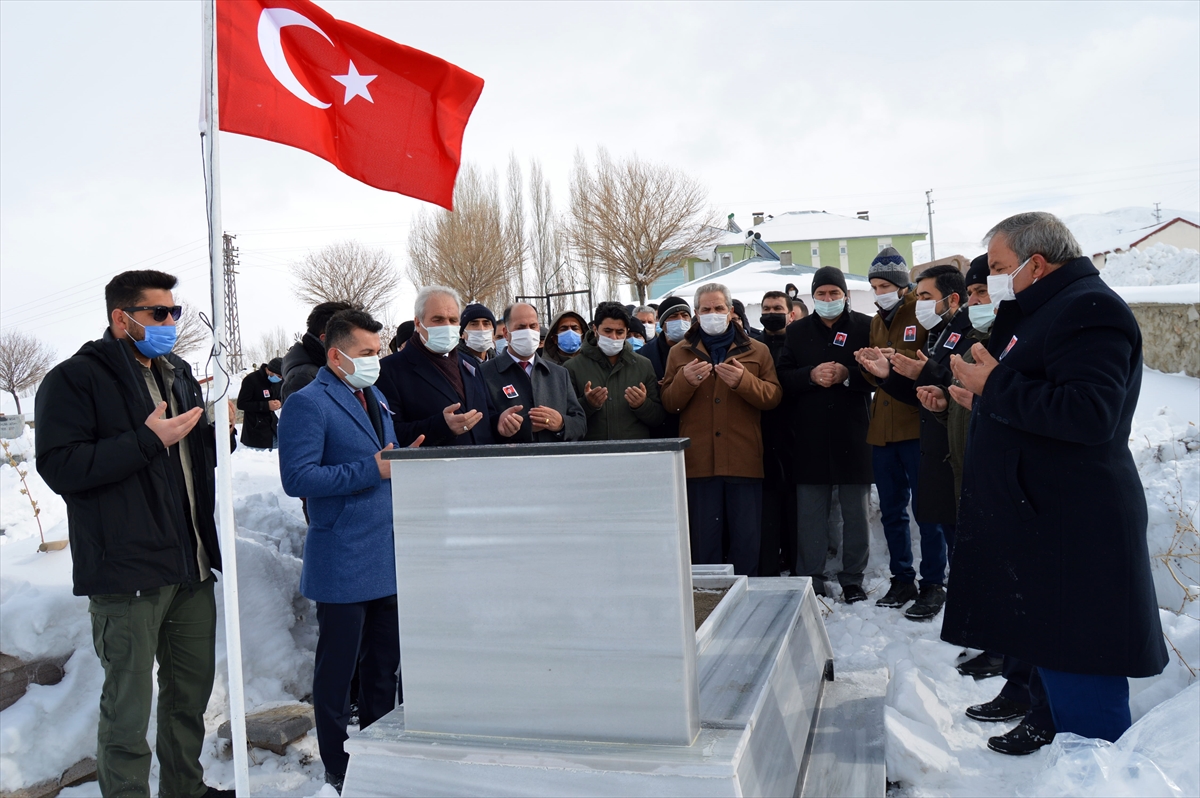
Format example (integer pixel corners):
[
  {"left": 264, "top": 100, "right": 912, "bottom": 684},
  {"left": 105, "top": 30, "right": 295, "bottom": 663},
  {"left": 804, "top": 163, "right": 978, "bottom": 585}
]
[
  {"left": 504, "top": 154, "right": 528, "bottom": 301},
  {"left": 173, "top": 299, "right": 211, "bottom": 359},
  {"left": 244, "top": 326, "right": 297, "bottom": 368},
  {"left": 291, "top": 240, "right": 401, "bottom": 317},
  {"left": 528, "top": 159, "right": 561, "bottom": 296},
  {"left": 407, "top": 164, "right": 516, "bottom": 309},
  {"left": 568, "top": 148, "right": 723, "bottom": 303},
  {"left": 0, "top": 330, "right": 55, "bottom": 414}
]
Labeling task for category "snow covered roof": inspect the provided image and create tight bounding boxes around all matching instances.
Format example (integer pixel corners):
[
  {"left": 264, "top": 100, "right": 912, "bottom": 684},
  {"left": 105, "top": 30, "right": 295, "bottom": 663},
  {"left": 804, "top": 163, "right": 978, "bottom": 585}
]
[
  {"left": 718, "top": 211, "right": 926, "bottom": 247},
  {"left": 1064, "top": 207, "right": 1200, "bottom": 257},
  {"left": 650, "top": 255, "right": 872, "bottom": 308}
]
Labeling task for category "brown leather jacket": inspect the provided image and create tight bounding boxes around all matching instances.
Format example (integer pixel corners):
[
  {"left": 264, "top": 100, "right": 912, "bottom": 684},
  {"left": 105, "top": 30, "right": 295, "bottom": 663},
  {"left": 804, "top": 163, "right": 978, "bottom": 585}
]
[{"left": 661, "top": 325, "right": 782, "bottom": 479}]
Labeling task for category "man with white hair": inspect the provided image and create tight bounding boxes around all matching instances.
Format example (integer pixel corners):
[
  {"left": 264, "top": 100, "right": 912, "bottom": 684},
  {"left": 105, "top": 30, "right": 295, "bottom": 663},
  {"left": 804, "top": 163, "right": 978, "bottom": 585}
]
[
  {"left": 942, "top": 211, "right": 1167, "bottom": 746},
  {"left": 377, "top": 286, "right": 522, "bottom": 447},
  {"left": 660, "top": 282, "right": 781, "bottom": 575}
]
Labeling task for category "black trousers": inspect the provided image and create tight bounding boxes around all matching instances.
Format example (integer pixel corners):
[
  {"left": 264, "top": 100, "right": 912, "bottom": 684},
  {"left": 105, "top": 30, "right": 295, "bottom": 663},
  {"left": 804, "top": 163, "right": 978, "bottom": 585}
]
[
  {"left": 759, "top": 482, "right": 797, "bottom": 576},
  {"left": 313, "top": 595, "right": 401, "bottom": 777},
  {"left": 999, "top": 655, "right": 1053, "bottom": 733},
  {"left": 686, "top": 476, "right": 762, "bottom": 576}
]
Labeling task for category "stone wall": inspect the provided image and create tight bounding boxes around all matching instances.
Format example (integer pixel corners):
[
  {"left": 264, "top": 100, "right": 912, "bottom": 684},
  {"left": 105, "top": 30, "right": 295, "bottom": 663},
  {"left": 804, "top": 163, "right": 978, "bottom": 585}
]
[{"left": 1128, "top": 302, "right": 1200, "bottom": 377}]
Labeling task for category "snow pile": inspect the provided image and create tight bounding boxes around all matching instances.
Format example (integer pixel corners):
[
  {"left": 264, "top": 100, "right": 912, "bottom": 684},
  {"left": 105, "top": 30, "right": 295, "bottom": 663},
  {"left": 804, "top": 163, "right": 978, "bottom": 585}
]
[
  {"left": 1065, "top": 207, "right": 1199, "bottom": 260},
  {"left": 1026, "top": 682, "right": 1200, "bottom": 798},
  {"left": 1102, "top": 243, "right": 1200, "bottom": 287},
  {"left": 1129, "top": 410, "right": 1200, "bottom": 614}
]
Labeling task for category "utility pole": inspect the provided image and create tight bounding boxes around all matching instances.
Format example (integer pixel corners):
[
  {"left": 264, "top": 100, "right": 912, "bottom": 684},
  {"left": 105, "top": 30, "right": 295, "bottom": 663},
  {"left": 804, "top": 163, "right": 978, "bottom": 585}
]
[
  {"left": 222, "top": 233, "right": 245, "bottom": 372},
  {"left": 925, "top": 189, "right": 936, "bottom": 262},
  {"left": 1154, "top": 202, "right": 1162, "bottom": 224}
]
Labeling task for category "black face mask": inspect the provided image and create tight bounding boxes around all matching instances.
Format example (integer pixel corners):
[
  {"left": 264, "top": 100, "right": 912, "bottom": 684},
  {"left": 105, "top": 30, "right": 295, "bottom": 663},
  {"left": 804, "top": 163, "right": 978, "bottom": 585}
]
[{"left": 760, "top": 313, "right": 788, "bottom": 332}]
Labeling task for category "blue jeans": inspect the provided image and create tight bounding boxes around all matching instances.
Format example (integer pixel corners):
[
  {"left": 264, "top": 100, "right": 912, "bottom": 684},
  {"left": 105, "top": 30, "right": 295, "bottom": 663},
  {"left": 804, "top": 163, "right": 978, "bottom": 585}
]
[
  {"left": 1038, "top": 667, "right": 1131, "bottom": 742},
  {"left": 872, "top": 440, "right": 947, "bottom": 585}
]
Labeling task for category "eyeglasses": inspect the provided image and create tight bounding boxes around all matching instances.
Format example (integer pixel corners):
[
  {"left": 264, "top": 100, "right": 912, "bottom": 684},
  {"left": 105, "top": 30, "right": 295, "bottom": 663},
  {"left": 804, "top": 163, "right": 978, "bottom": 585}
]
[{"left": 123, "top": 305, "right": 182, "bottom": 322}]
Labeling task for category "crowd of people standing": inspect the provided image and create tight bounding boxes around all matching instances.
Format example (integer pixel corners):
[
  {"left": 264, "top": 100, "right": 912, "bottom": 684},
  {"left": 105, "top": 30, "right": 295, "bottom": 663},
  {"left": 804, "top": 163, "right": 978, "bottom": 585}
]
[{"left": 32, "top": 211, "right": 1166, "bottom": 795}]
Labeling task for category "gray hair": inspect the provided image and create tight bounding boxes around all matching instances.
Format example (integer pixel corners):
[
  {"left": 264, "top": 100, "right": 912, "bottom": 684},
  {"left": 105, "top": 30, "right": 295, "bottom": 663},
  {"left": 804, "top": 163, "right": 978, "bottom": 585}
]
[
  {"left": 414, "top": 285, "right": 461, "bottom": 320},
  {"left": 984, "top": 212, "right": 1082, "bottom": 264},
  {"left": 634, "top": 305, "right": 655, "bottom": 317},
  {"left": 693, "top": 282, "right": 732, "bottom": 310}
]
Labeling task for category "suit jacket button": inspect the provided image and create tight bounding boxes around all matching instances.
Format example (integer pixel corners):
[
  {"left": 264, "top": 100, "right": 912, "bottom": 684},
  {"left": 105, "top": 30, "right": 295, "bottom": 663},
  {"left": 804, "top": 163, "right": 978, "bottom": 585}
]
[
  {"left": 715, "top": 431, "right": 722, "bottom": 437},
  {"left": 714, "top": 397, "right": 721, "bottom": 404}
]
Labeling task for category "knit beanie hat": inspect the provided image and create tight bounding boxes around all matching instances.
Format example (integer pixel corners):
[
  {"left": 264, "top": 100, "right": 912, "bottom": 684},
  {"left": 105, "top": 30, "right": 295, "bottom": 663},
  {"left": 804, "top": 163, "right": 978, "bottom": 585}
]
[
  {"left": 267, "top": 357, "right": 284, "bottom": 375},
  {"left": 965, "top": 254, "right": 989, "bottom": 288},
  {"left": 810, "top": 266, "right": 848, "bottom": 295},
  {"left": 656, "top": 295, "right": 691, "bottom": 320},
  {"left": 869, "top": 246, "right": 910, "bottom": 288},
  {"left": 459, "top": 303, "right": 497, "bottom": 332}
]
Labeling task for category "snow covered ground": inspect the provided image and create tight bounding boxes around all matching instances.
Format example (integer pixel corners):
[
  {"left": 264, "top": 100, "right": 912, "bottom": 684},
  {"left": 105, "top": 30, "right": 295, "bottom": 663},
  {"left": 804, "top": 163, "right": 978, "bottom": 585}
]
[{"left": 1, "top": 368, "right": 1197, "bottom": 797}]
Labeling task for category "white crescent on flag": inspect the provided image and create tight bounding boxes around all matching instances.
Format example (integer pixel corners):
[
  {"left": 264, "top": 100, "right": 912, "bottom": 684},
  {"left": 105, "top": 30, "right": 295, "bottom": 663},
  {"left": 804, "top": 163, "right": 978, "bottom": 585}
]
[{"left": 256, "top": 8, "right": 333, "bottom": 109}]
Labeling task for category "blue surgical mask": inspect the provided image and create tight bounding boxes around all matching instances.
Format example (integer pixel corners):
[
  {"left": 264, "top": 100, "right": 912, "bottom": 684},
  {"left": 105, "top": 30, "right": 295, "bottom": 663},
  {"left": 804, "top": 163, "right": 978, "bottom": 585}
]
[
  {"left": 495, "top": 338, "right": 508, "bottom": 356},
  {"left": 630, "top": 338, "right": 644, "bottom": 351},
  {"left": 655, "top": 322, "right": 662, "bottom": 335},
  {"left": 968, "top": 303, "right": 996, "bottom": 332},
  {"left": 334, "top": 350, "right": 380, "bottom": 390},
  {"left": 557, "top": 328, "right": 582, "bottom": 353},
  {"left": 813, "top": 298, "right": 845, "bottom": 320},
  {"left": 267, "top": 374, "right": 282, "bottom": 383},
  {"left": 665, "top": 318, "right": 691, "bottom": 341},
  {"left": 125, "top": 313, "right": 177, "bottom": 358}
]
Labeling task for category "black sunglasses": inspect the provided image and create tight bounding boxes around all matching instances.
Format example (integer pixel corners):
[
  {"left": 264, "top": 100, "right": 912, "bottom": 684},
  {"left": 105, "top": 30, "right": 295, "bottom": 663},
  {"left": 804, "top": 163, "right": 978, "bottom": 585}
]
[{"left": 124, "top": 305, "right": 183, "bottom": 322}]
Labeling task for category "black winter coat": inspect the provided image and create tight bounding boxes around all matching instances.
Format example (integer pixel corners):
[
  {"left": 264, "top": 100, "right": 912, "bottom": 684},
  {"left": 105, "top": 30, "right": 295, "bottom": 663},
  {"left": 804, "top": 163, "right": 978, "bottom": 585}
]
[
  {"left": 640, "top": 333, "right": 681, "bottom": 439},
  {"left": 882, "top": 311, "right": 976, "bottom": 525},
  {"left": 759, "top": 333, "right": 794, "bottom": 487},
  {"left": 36, "top": 332, "right": 225, "bottom": 596},
  {"left": 775, "top": 311, "right": 875, "bottom": 485},
  {"left": 237, "top": 366, "right": 280, "bottom": 449},
  {"left": 280, "top": 333, "right": 325, "bottom": 403},
  {"left": 376, "top": 341, "right": 496, "bottom": 447},
  {"left": 942, "top": 257, "right": 1168, "bottom": 677}
]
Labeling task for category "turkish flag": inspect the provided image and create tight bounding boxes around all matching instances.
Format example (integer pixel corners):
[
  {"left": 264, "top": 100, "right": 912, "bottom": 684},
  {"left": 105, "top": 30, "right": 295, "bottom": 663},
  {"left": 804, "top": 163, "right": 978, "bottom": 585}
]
[{"left": 217, "top": 0, "right": 483, "bottom": 209}]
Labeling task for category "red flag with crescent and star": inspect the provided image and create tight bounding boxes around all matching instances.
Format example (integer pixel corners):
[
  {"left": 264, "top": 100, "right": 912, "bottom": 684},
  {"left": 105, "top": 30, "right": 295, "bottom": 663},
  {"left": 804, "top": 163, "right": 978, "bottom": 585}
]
[{"left": 216, "top": 0, "right": 483, "bottom": 209}]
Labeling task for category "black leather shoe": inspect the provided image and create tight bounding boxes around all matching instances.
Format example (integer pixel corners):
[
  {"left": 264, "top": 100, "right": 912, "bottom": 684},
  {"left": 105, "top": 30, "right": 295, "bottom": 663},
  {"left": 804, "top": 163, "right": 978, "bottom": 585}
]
[
  {"left": 203, "top": 788, "right": 235, "bottom": 798},
  {"left": 966, "top": 695, "right": 1030, "bottom": 722},
  {"left": 842, "top": 584, "right": 868, "bottom": 604},
  {"left": 875, "top": 579, "right": 919, "bottom": 608},
  {"left": 811, "top": 579, "right": 829, "bottom": 598},
  {"left": 987, "top": 721, "right": 1055, "bottom": 755},
  {"left": 325, "top": 771, "right": 345, "bottom": 795},
  {"left": 957, "top": 652, "right": 1005, "bottom": 679},
  {"left": 904, "top": 584, "right": 946, "bottom": 620}
]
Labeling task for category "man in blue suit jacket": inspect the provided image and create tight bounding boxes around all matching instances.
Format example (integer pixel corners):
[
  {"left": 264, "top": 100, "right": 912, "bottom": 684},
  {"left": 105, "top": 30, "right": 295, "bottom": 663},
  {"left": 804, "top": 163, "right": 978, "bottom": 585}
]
[
  {"left": 278, "top": 309, "right": 414, "bottom": 793},
  {"left": 376, "top": 286, "right": 523, "bottom": 447}
]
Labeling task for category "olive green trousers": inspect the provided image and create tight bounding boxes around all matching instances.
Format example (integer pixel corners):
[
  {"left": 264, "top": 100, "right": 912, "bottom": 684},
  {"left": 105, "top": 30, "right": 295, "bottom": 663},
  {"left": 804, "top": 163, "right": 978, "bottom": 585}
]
[{"left": 89, "top": 579, "right": 215, "bottom": 798}]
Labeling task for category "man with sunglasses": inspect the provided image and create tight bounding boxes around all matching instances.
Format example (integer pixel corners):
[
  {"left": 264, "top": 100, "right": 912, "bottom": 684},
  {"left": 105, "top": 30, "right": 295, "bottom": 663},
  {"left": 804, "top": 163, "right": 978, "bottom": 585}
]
[{"left": 36, "top": 269, "right": 235, "bottom": 798}]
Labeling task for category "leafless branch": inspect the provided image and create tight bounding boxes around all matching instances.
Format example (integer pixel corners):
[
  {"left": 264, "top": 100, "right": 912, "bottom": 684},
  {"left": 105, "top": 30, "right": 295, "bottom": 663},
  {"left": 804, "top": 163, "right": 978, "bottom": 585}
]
[
  {"left": 291, "top": 240, "right": 401, "bottom": 317},
  {"left": 0, "top": 330, "right": 55, "bottom": 414}
]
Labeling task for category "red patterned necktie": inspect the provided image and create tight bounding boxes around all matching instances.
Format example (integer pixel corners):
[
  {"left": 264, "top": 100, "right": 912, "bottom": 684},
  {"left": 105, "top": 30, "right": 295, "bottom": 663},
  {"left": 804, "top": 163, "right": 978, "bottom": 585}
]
[{"left": 354, "top": 389, "right": 368, "bottom": 413}]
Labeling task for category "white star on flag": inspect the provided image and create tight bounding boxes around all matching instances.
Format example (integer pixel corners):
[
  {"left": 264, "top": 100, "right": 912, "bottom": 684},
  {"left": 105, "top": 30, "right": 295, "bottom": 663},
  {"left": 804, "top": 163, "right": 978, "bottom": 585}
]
[{"left": 332, "top": 61, "right": 377, "bottom": 105}]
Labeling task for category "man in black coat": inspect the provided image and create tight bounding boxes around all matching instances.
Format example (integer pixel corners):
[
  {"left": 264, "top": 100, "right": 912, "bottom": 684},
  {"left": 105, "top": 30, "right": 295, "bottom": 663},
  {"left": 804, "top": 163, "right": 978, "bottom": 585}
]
[
  {"left": 376, "top": 287, "right": 520, "bottom": 447},
  {"left": 757, "top": 290, "right": 801, "bottom": 577},
  {"left": 945, "top": 212, "right": 1167, "bottom": 743},
  {"left": 281, "top": 301, "right": 355, "bottom": 403},
  {"left": 35, "top": 270, "right": 234, "bottom": 798},
  {"left": 867, "top": 264, "right": 975, "bottom": 620},
  {"left": 480, "top": 302, "right": 586, "bottom": 443},
  {"left": 237, "top": 357, "right": 283, "bottom": 449},
  {"left": 640, "top": 296, "right": 692, "bottom": 439},
  {"left": 776, "top": 267, "right": 874, "bottom": 601}
]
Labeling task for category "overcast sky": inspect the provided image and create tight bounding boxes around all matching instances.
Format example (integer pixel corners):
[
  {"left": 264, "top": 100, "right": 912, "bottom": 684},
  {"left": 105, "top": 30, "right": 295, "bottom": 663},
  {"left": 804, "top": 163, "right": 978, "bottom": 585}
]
[{"left": 1, "top": 0, "right": 1197, "bottom": 397}]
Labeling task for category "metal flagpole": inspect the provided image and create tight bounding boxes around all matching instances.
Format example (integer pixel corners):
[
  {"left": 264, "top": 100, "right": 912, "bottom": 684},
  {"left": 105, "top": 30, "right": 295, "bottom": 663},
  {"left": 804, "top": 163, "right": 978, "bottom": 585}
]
[{"left": 201, "top": 0, "right": 251, "bottom": 793}]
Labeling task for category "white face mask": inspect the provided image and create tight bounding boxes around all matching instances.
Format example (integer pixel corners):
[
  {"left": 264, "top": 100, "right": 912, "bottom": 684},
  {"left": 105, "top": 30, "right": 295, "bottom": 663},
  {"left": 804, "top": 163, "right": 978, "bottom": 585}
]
[
  {"left": 334, "top": 350, "right": 380, "bottom": 390},
  {"left": 597, "top": 334, "right": 625, "bottom": 356},
  {"left": 987, "top": 257, "right": 1031, "bottom": 304},
  {"left": 508, "top": 328, "right": 540, "bottom": 358},
  {"left": 422, "top": 323, "right": 459, "bottom": 354},
  {"left": 874, "top": 289, "right": 902, "bottom": 311},
  {"left": 698, "top": 313, "right": 730, "bottom": 335},
  {"left": 465, "top": 329, "right": 493, "bottom": 353},
  {"left": 915, "top": 298, "right": 947, "bottom": 330}
]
